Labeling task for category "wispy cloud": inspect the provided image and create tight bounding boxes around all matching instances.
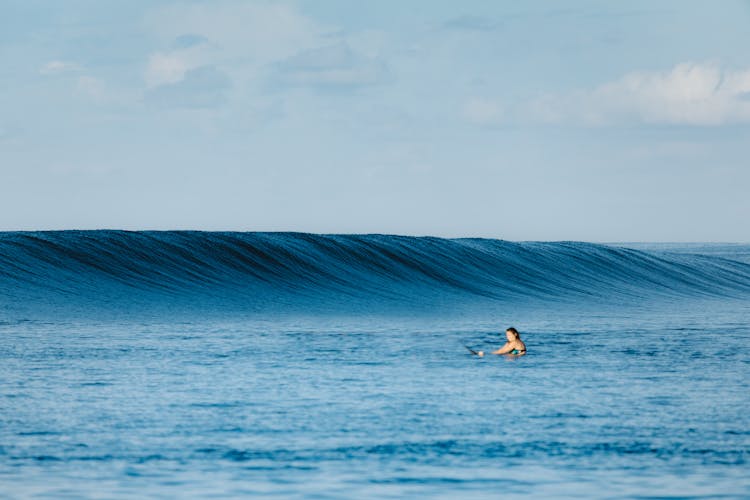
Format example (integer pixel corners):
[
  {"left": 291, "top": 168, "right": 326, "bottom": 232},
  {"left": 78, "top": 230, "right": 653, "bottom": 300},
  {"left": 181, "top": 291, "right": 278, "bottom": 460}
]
[
  {"left": 272, "top": 43, "right": 388, "bottom": 89},
  {"left": 144, "top": 66, "right": 230, "bottom": 108},
  {"left": 442, "top": 15, "right": 501, "bottom": 32},
  {"left": 141, "top": 2, "right": 336, "bottom": 100},
  {"left": 465, "top": 62, "right": 750, "bottom": 127},
  {"left": 76, "top": 76, "right": 106, "bottom": 102},
  {"left": 461, "top": 97, "right": 503, "bottom": 126},
  {"left": 143, "top": 3, "right": 326, "bottom": 65},
  {"left": 531, "top": 62, "right": 750, "bottom": 126},
  {"left": 145, "top": 35, "right": 217, "bottom": 88},
  {"left": 39, "top": 60, "right": 80, "bottom": 75},
  {"left": 146, "top": 52, "right": 191, "bottom": 87},
  {"left": 171, "top": 34, "right": 209, "bottom": 50}
]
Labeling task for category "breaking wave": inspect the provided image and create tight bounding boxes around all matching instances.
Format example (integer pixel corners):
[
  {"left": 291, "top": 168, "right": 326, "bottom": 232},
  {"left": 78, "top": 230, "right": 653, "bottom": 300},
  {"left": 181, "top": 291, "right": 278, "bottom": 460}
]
[{"left": 1, "top": 231, "right": 749, "bottom": 313}]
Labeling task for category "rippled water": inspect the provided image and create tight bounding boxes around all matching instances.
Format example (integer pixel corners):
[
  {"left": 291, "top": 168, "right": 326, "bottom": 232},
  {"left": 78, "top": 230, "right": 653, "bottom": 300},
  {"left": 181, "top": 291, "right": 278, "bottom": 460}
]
[{"left": 2, "top": 301, "right": 749, "bottom": 498}]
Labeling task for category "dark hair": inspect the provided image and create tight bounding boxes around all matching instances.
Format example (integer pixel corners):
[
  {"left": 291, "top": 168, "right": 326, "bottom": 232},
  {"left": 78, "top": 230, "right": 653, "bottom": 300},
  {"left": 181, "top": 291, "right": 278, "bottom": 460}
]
[{"left": 506, "top": 327, "right": 520, "bottom": 338}]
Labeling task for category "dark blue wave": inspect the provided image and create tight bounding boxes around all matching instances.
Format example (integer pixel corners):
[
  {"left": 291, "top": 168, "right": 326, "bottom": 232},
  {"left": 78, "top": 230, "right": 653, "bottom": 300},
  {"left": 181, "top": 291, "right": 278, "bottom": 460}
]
[{"left": 1, "top": 231, "right": 749, "bottom": 312}]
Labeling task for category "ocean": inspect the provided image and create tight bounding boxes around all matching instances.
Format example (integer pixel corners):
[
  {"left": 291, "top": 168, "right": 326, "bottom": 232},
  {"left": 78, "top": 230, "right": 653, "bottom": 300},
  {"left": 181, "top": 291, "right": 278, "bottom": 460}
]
[{"left": 1, "top": 231, "right": 749, "bottom": 498}]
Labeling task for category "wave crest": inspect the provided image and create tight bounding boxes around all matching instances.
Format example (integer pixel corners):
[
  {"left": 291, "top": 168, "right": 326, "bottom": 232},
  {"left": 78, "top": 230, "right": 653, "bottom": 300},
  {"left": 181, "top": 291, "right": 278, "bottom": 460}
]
[{"left": 1, "top": 231, "right": 749, "bottom": 311}]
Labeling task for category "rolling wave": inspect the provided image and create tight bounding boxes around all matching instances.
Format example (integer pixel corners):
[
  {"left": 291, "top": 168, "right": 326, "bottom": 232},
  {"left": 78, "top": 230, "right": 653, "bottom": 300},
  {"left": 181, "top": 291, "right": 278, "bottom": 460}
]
[{"left": 1, "top": 231, "right": 749, "bottom": 312}]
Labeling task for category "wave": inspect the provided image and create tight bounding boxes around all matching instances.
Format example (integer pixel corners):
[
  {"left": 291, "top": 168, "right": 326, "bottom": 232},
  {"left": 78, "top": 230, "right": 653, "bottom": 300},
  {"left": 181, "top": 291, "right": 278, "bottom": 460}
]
[{"left": 1, "top": 231, "right": 749, "bottom": 312}]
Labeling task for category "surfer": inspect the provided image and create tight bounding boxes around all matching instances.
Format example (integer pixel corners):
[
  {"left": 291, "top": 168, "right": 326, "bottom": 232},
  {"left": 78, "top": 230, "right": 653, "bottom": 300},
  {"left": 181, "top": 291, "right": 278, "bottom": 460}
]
[{"left": 476, "top": 327, "right": 526, "bottom": 357}]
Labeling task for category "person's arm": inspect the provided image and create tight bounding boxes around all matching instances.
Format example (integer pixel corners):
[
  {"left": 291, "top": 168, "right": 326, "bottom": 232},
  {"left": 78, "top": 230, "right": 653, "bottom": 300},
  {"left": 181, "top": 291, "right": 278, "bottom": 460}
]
[{"left": 491, "top": 342, "right": 513, "bottom": 355}]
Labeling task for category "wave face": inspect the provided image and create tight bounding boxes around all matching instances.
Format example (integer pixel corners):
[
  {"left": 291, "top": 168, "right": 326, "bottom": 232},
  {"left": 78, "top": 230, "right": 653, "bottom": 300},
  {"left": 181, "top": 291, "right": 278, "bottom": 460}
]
[{"left": 1, "top": 231, "right": 749, "bottom": 313}]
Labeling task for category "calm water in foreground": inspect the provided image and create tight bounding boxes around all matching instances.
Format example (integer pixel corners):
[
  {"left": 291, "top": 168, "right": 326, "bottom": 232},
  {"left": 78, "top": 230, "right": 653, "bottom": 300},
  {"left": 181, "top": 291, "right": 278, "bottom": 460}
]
[{"left": 1, "top": 301, "right": 749, "bottom": 499}]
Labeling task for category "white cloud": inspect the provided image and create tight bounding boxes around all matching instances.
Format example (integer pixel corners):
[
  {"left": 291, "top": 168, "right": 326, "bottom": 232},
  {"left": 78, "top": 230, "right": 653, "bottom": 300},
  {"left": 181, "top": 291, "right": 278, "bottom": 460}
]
[
  {"left": 465, "top": 62, "right": 750, "bottom": 127},
  {"left": 273, "top": 43, "right": 387, "bottom": 88},
  {"left": 39, "top": 60, "right": 80, "bottom": 75},
  {"left": 76, "top": 76, "right": 106, "bottom": 102},
  {"left": 461, "top": 97, "right": 503, "bottom": 126},
  {"left": 530, "top": 62, "right": 750, "bottom": 126},
  {"left": 144, "top": 35, "right": 217, "bottom": 88},
  {"left": 141, "top": 2, "right": 334, "bottom": 94},
  {"left": 143, "top": 3, "right": 327, "bottom": 65},
  {"left": 145, "top": 66, "right": 231, "bottom": 108},
  {"left": 442, "top": 15, "right": 500, "bottom": 32},
  {"left": 146, "top": 52, "right": 192, "bottom": 87}
]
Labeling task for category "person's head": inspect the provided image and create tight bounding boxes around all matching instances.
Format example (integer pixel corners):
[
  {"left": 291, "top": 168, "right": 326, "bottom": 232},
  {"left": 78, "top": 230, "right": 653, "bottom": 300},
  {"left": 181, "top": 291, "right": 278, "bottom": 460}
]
[{"left": 505, "top": 327, "right": 520, "bottom": 341}]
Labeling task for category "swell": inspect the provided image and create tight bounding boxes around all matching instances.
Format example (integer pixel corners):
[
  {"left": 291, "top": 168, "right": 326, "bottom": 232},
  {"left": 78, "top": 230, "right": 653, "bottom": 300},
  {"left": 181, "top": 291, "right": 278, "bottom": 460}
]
[{"left": 1, "top": 231, "right": 749, "bottom": 310}]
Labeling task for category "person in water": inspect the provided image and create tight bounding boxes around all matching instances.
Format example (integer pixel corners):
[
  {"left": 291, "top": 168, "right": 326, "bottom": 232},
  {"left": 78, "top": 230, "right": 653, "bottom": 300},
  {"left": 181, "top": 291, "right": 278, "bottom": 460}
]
[{"left": 477, "top": 327, "right": 526, "bottom": 356}]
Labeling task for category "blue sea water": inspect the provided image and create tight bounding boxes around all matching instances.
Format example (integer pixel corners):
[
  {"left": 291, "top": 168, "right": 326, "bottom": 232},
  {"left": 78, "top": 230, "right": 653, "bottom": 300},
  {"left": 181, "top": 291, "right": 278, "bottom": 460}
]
[{"left": 1, "top": 231, "right": 749, "bottom": 498}]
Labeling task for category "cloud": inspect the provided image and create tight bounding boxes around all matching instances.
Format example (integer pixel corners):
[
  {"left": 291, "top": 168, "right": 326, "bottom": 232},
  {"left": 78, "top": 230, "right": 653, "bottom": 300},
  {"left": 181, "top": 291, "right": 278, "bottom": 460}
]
[
  {"left": 463, "top": 62, "right": 750, "bottom": 127},
  {"left": 144, "top": 35, "right": 218, "bottom": 88},
  {"left": 76, "top": 76, "right": 106, "bottom": 102},
  {"left": 442, "top": 15, "right": 500, "bottom": 32},
  {"left": 531, "top": 62, "right": 750, "bottom": 126},
  {"left": 144, "top": 66, "right": 230, "bottom": 108},
  {"left": 39, "top": 62, "right": 115, "bottom": 104},
  {"left": 143, "top": 3, "right": 326, "bottom": 65},
  {"left": 143, "top": 33, "right": 214, "bottom": 89},
  {"left": 142, "top": 3, "right": 334, "bottom": 95},
  {"left": 39, "top": 60, "right": 80, "bottom": 75},
  {"left": 142, "top": 3, "right": 393, "bottom": 98},
  {"left": 461, "top": 97, "right": 503, "bottom": 126},
  {"left": 146, "top": 52, "right": 192, "bottom": 87},
  {"left": 171, "top": 34, "right": 209, "bottom": 50},
  {"left": 272, "top": 43, "right": 388, "bottom": 89}
]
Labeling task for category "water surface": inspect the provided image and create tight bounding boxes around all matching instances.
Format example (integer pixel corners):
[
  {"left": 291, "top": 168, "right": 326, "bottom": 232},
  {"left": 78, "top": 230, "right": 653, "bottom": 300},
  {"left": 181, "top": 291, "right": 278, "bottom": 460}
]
[{"left": 1, "top": 233, "right": 749, "bottom": 498}]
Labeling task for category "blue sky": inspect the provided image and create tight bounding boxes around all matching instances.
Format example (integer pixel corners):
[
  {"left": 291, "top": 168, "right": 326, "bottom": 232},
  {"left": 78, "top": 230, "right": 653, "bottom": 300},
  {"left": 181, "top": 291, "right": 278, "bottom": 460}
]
[{"left": 2, "top": 0, "right": 749, "bottom": 241}]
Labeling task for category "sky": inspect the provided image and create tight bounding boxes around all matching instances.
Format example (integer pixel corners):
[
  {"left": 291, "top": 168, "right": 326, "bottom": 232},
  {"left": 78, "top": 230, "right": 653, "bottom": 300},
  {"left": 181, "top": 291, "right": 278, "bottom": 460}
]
[{"left": 1, "top": 0, "right": 749, "bottom": 241}]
